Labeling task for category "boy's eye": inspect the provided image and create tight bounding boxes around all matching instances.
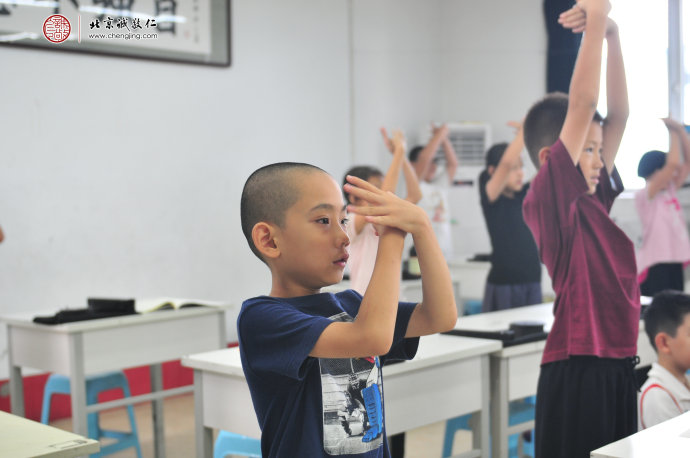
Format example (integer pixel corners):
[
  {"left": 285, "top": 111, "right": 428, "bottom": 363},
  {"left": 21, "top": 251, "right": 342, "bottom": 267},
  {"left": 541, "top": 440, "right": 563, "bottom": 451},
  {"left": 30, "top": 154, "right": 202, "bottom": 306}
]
[
  {"left": 341, "top": 217, "right": 350, "bottom": 226},
  {"left": 316, "top": 217, "right": 329, "bottom": 224}
]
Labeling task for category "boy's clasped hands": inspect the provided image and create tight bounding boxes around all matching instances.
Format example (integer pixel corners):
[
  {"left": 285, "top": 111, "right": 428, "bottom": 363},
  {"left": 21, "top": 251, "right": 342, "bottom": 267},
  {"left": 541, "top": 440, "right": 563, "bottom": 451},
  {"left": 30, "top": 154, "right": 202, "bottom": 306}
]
[{"left": 344, "top": 174, "right": 430, "bottom": 239}]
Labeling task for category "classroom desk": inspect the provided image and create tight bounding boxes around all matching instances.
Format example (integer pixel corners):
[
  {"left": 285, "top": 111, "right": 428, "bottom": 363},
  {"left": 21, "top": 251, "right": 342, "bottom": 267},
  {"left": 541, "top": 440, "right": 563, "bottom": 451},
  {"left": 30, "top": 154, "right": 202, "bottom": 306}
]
[
  {"left": 181, "top": 334, "right": 501, "bottom": 458},
  {"left": 452, "top": 302, "right": 656, "bottom": 458},
  {"left": 1, "top": 302, "right": 229, "bottom": 458},
  {"left": 0, "top": 410, "right": 100, "bottom": 458},
  {"left": 590, "top": 410, "right": 690, "bottom": 457}
]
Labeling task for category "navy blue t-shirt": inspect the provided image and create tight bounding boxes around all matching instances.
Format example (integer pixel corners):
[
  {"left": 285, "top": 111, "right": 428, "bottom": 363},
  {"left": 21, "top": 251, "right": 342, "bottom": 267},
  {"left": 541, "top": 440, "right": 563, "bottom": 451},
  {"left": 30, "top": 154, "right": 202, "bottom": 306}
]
[{"left": 237, "top": 289, "right": 419, "bottom": 458}]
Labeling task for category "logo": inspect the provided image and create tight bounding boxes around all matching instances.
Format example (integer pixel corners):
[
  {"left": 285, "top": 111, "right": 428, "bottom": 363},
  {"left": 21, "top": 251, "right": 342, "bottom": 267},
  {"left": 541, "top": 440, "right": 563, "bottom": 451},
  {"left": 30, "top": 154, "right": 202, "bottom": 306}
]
[{"left": 43, "top": 15, "right": 71, "bottom": 43}]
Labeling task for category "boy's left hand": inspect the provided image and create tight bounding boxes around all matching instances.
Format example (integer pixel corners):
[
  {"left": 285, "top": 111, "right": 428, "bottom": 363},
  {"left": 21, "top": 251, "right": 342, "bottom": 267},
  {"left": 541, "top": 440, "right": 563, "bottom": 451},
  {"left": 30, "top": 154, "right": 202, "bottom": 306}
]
[
  {"left": 380, "top": 127, "right": 395, "bottom": 154},
  {"left": 344, "top": 175, "right": 429, "bottom": 237},
  {"left": 558, "top": 4, "right": 587, "bottom": 33}
]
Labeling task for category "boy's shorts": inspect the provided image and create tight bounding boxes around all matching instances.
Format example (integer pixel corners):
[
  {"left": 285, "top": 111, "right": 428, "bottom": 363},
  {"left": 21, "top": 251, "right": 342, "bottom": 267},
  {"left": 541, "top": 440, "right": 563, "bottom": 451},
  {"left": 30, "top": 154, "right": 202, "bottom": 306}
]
[{"left": 535, "top": 355, "right": 638, "bottom": 458}]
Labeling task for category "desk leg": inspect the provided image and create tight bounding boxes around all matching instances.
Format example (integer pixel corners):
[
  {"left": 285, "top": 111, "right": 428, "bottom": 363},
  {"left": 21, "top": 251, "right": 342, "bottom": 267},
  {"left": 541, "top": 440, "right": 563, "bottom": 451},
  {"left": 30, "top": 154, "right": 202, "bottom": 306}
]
[
  {"left": 151, "top": 363, "right": 167, "bottom": 458},
  {"left": 490, "top": 356, "right": 509, "bottom": 458},
  {"left": 477, "top": 355, "right": 490, "bottom": 458},
  {"left": 193, "top": 370, "right": 214, "bottom": 458},
  {"left": 68, "top": 333, "right": 88, "bottom": 437},
  {"left": 7, "top": 327, "right": 25, "bottom": 417}
]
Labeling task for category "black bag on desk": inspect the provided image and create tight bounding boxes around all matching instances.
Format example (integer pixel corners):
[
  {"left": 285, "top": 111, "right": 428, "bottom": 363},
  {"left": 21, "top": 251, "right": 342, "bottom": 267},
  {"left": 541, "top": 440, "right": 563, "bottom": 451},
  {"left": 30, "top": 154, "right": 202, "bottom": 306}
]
[{"left": 33, "top": 298, "right": 137, "bottom": 324}]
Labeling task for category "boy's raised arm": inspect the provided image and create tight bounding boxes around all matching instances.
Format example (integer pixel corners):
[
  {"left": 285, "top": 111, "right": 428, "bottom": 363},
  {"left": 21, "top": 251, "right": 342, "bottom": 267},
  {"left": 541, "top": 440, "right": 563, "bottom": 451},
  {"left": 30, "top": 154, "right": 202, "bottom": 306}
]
[
  {"left": 441, "top": 132, "right": 459, "bottom": 182},
  {"left": 403, "top": 218, "right": 458, "bottom": 338},
  {"left": 558, "top": 0, "right": 610, "bottom": 164},
  {"left": 485, "top": 121, "right": 525, "bottom": 202},
  {"left": 380, "top": 130, "right": 405, "bottom": 194},
  {"left": 600, "top": 18, "right": 629, "bottom": 173},
  {"left": 380, "top": 127, "right": 422, "bottom": 203},
  {"left": 670, "top": 118, "right": 690, "bottom": 187},
  {"left": 413, "top": 124, "right": 448, "bottom": 180}
]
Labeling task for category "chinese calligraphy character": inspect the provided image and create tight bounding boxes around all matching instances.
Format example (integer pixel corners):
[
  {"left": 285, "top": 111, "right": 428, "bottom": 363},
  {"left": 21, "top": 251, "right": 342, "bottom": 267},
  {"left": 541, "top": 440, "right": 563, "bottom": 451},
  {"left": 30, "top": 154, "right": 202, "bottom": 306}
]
[
  {"left": 89, "top": 19, "right": 101, "bottom": 29},
  {"left": 131, "top": 17, "right": 142, "bottom": 30},
  {"left": 155, "top": 0, "right": 176, "bottom": 34},
  {"left": 116, "top": 17, "right": 130, "bottom": 30},
  {"left": 104, "top": 16, "right": 114, "bottom": 29},
  {"left": 145, "top": 18, "right": 157, "bottom": 28}
]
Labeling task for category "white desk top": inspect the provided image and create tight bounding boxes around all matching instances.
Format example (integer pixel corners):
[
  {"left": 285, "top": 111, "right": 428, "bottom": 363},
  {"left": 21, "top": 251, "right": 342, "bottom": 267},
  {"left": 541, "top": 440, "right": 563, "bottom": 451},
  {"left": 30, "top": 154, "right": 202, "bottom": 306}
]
[
  {"left": 0, "top": 410, "right": 100, "bottom": 457},
  {"left": 182, "top": 334, "right": 501, "bottom": 378},
  {"left": 0, "top": 298, "right": 231, "bottom": 333},
  {"left": 454, "top": 303, "right": 554, "bottom": 333},
  {"left": 591, "top": 410, "right": 690, "bottom": 457}
]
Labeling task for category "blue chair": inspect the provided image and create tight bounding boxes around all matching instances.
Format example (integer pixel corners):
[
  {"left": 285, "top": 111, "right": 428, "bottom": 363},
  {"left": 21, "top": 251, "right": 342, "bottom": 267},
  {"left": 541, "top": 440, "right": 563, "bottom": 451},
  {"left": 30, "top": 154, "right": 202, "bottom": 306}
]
[
  {"left": 442, "top": 396, "right": 535, "bottom": 458},
  {"left": 41, "top": 371, "right": 142, "bottom": 458},
  {"left": 463, "top": 299, "right": 483, "bottom": 316},
  {"left": 214, "top": 430, "right": 262, "bottom": 458}
]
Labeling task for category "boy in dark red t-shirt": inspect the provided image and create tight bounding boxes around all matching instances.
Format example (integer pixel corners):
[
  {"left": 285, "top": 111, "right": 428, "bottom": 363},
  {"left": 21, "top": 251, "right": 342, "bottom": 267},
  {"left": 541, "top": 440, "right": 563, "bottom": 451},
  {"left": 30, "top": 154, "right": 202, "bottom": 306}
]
[{"left": 522, "top": 2, "right": 640, "bottom": 457}]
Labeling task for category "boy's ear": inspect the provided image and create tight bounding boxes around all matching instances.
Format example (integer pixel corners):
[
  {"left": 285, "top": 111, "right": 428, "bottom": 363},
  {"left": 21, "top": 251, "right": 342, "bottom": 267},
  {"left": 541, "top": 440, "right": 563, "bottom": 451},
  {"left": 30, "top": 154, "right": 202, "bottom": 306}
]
[
  {"left": 654, "top": 332, "right": 672, "bottom": 354},
  {"left": 538, "top": 146, "right": 551, "bottom": 166},
  {"left": 252, "top": 222, "right": 281, "bottom": 260}
]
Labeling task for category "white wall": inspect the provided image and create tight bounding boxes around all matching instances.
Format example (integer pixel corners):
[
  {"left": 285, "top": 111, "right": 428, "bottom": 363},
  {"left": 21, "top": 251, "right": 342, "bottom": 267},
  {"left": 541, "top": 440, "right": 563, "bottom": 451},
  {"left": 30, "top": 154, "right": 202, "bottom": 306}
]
[
  {"left": 0, "top": 0, "right": 351, "bottom": 378},
  {"left": 0, "top": 0, "right": 548, "bottom": 379},
  {"left": 352, "top": 0, "right": 546, "bottom": 257}
]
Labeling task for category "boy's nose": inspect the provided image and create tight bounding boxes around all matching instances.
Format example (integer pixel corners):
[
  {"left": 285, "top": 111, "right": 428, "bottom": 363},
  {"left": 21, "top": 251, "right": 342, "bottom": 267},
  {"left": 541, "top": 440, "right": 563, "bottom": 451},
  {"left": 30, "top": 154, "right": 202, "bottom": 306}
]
[{"left": 337, "top": 225, "right": 350, "bottom": 246}]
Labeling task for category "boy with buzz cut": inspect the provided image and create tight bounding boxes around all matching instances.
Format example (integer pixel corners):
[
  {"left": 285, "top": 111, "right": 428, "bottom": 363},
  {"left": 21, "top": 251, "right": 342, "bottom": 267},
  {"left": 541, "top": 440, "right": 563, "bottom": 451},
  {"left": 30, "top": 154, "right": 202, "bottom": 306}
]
[
  {"left": 639, "top": 290, "right": 690, "bottom": 429},
  {"left": 238, "top": 159, "right": 457, "bottom": 458},
  {"left": 521, "top": 1, "right": 639, "bottom": 457}
]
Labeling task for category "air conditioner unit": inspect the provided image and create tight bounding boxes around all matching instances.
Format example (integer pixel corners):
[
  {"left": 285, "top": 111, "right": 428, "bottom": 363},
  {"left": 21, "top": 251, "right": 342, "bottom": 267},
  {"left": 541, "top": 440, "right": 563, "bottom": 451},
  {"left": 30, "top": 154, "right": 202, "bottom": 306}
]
[{"left": 419, "top": 122, "right": 491, "bottom": 181}]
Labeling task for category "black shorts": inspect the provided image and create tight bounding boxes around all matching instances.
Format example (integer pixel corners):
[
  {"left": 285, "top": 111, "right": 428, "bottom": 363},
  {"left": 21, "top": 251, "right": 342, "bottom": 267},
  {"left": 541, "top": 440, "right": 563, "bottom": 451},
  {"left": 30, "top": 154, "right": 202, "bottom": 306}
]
[
  {"left": 535, "top": 356, "right": 638, "bottom": 458},
  {"left": 640, "top": 262, "right": 684, "bottom": 297}
]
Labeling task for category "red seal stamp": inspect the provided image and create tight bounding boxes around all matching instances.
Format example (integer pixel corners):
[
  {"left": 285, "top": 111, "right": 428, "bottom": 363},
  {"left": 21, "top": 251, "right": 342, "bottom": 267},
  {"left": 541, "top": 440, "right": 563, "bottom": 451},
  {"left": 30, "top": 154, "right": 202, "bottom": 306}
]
[{"left": 43, "top": 15, "right": 71, "bottom": 43}]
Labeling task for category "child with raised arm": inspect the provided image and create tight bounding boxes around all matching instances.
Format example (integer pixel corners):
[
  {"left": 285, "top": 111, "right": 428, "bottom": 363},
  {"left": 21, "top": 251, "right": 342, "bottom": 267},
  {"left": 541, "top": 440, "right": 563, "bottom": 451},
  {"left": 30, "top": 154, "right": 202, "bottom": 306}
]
[
  {"left": 238, "top": 163, "right": 457, "bottom": 457},
  {"left": 479, "top": 121, "right": 542, "bottom": 312},
  {"left": 636, "top": 118, "right": 690, "bottom": 296},
  {"left": 345, "top": 130, "right": 422, "bottom": 295},
  {"left": 639, "top": 290, "right": 690, "bottom": 429},
  {"left": 521, "top": 2, "right": 638, "bottom": 456},
  {"left": 401, "top": 124, "right": 458, "bottom": 259}
]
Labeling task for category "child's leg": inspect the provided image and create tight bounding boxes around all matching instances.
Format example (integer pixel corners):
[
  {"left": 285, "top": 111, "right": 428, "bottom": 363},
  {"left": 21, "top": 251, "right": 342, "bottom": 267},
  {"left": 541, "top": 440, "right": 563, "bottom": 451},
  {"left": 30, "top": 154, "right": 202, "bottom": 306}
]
[{"left": 535, "top": 356, "right": 638, "bottom": 458}]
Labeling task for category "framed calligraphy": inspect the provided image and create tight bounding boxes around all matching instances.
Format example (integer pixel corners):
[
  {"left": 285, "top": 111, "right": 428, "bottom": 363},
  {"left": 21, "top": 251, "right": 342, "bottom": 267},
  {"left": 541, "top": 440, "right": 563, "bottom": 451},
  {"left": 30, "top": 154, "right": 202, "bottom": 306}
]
[{"left": 0, "top": 0, "right": 231, "bottom": 66}]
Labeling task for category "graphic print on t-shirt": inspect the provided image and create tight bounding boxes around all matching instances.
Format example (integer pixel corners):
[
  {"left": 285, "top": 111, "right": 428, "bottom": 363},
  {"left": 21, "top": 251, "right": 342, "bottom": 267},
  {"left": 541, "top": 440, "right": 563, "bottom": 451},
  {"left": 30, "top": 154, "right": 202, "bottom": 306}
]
[{"left": 320, "top": 312, "right": 384, "bottom": 455}]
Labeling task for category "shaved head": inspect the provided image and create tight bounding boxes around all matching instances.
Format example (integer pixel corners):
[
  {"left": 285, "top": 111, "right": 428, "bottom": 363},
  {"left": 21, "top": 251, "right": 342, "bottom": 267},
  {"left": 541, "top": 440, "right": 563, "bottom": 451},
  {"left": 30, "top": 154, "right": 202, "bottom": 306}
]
[{"left": 240, "top": 162, "right": 326, "bottom": 262}]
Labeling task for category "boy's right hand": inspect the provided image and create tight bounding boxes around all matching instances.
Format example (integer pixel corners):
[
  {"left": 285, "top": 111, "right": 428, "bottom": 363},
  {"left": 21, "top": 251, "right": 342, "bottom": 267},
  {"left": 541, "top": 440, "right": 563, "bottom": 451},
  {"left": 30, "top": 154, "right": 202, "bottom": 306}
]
[{"left": 344, "top": 175, "right": 430, "bottom": 237}]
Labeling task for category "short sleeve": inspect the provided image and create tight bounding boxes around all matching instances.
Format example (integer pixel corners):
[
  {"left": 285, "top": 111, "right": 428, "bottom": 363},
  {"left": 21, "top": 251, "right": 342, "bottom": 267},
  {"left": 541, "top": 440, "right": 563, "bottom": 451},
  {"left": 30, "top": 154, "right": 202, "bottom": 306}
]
[
  {"left": 524, "top": 139, "right": 589, "bottom": 230},
  {"left": 596, "top": 166, "right": 624, "bottom": 211},
  {"left": 382, "top": 301, "right": 420, "bottom": 364},
  {"left": 238, "top": 299, "right": 332, "bottom": 381},
  {"left": 640, "top": 385, "right": 684, "bottom": 428},
  {"left": 478, "top": 171, "right": 491, "bottom": 207}
]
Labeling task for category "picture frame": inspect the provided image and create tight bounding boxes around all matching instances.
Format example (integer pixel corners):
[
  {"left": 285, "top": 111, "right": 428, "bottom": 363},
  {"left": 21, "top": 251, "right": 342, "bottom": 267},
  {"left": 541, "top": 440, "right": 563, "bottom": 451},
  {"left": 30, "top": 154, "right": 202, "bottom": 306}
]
[{"left": 0, "top": 0, "right": 231, "bottom": 67}]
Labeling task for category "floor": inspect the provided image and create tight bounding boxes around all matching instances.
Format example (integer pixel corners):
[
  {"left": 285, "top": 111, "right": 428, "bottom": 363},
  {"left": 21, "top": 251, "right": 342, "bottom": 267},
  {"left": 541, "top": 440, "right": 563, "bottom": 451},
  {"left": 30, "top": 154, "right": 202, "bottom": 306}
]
[{"left": 49, "top": 393, "right": 473, "bottom": 457}]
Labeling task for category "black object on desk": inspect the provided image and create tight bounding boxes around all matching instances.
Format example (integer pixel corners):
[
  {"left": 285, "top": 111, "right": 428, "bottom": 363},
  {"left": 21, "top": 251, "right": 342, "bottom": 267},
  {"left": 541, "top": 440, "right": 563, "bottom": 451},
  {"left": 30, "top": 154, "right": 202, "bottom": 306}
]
[
  {"left": 445, "top": 321, "right": 548, "bottom": 347},
  {"left": 33, "top": 298, "right": 137, "bottom": 324}
]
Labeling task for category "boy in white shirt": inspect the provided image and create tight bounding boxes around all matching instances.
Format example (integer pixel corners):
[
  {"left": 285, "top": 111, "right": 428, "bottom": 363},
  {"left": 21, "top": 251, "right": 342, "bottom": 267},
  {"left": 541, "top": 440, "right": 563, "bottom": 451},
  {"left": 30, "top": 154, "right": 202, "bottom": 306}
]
[{"left": 640, "top": 290, "right": 690, "bottom": 428}]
